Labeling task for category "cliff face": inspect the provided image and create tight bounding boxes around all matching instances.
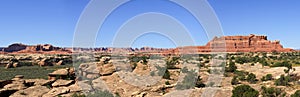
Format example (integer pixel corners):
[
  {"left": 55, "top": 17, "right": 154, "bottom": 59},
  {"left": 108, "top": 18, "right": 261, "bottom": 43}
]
[
  {"left": 164, "top": 34, "right": 294, "bottom": 54},
  {"left": 206, "top": 34, "right": 292, "bottom": 52}
]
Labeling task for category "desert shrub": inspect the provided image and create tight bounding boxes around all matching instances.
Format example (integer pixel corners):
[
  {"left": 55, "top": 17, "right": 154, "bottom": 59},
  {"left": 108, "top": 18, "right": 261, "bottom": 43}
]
[
  {"left": 165, "top": 81, "right": 170, "bottom": 85},
  {"left": 163, "top": 69, "right": 171, "bottom": 79},
  {"left": 129, "top": 55, "right": 149, "bottom": 65},
  {"left": 275, "top": 75, "right": 291, "bottom": 86},
  {"left": 232, "top": 84, "right": 259, "bottom": 97},
  {"left": 246, "top": 73, "right": 257, "bottom": 84},
  {"left": 261, "top": 86, "right": 286, "bottom": 97},
  {"left": 261, "top": 74, "right": 273, "bottom": 81},
  {"left": 234, "top": 70, "right": 249, "bottom": 81},
  {"left": 272, "top": 62, "right": 283, "bottom": 67},
  {"left": 166, "top": 57, "right": 180, "bottom": 69},
  {"left": 235, "top": 57, "right": 249, "bottom": 64},
  {"left": 226, "top": 61, "right": 237, "bottom": 72},
  {"left": 291, "top": 90, "right": 300, "bottom": 97},
  {"left": 231, "top": 76, "right": 239, "bottom": 85},
  {"left": 260, "top": 60, "right": 269, "bottom": 66},
  {"left": 154, "top": 65, "right": 170, "bottom": 79}
]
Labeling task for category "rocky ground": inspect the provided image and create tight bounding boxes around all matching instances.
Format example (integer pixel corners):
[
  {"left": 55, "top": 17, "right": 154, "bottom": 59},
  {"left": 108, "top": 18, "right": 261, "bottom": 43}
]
[{"left": 1, "top": 52, "right": 300, "bottom": 97}]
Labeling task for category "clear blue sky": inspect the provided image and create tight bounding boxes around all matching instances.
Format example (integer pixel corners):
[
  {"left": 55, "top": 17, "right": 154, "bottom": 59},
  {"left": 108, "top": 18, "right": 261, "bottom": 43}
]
[{"left": 0, "top": 0, "right": 299, "bottom": 48}]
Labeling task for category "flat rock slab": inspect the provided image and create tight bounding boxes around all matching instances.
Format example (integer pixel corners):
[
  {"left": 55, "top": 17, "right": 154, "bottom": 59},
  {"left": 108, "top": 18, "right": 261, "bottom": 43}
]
[
  {"left": 42, "top": 87, "right": 70, "bottom": 97},
  {"left": 52, "top": 79, "right": 74, "bottom": 87},
  {"left": 10, "top": 85, "right": 50, "bottom": 97},
  {"left": 25, "top": 79, "right": 53, "bottom": 86}
]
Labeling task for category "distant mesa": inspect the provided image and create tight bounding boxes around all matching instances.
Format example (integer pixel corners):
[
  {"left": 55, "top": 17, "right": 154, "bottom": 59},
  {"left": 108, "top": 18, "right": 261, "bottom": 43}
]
[
  {"left": 162, "top": 34, "right": 294, "bottom": 54},
  {"left": 0, "top": 34, "right": 295, "bottom": 54},
  {"left": 0, "top": 43, "right": 70, "bottom": 54}
]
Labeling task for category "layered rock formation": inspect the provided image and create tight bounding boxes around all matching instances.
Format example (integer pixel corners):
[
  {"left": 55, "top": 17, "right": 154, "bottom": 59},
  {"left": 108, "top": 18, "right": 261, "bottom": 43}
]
[
  {"left": 206, "top": 34, "right": 293, "bottom": 52},
  {"left": 166, "top": 34, "right": 294, "bottom": 54}
]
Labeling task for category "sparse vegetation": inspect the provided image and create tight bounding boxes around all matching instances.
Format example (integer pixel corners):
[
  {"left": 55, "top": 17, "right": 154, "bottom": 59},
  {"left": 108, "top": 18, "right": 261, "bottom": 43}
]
[
  {"left": 232, "top": 84, "right": 259, "bottom": 97},
  {"left": 246, "top": 73, "right": 257, "bottom": 84},
  {"left": 226, "top": 61, "right": 237, "bottom": 72},
  {"left": 275, "top": 75, "right": 291, "bottom": 86},
  {"left": 261, "top": 74, "right": 273, "bottom": 81},
  {"left": 261, "top": 86, "right": 286, "bottom": 97}
]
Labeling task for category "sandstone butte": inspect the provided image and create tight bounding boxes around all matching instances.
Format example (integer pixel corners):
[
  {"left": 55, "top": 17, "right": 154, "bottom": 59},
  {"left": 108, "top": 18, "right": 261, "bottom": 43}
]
[
  {"left": 163, "top": 34, "right": 295, "bottom": 54},
  {"left": 0, "top": 34, "right": 296, "bottom": 54}
]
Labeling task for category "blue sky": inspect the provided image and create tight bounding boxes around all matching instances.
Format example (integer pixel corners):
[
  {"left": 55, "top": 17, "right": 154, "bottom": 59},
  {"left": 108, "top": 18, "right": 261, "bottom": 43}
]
[{"left": 0, "top": 0, "right": 299, "bottom": 48}]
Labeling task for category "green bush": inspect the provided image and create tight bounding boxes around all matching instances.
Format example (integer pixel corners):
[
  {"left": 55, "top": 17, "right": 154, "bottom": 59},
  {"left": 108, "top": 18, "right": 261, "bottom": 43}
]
[
  {"left": 275, "top": 75, "right": 291, "bottom": 86},
  {"left": 231, "top": 76, "right": 239, "bottom": 85},
  {"left": 261, "top": 86, "right": 286, "bottom": 97},
  {"left": 165, "top": 81, "right": 170, "bottom": 85},
  {"left": 246, "top": 73, "right": 257, "bottom": 84},
  {"left": 232, "top": 84, "right": 259, "bottom": 97},
  {"left": 261, "top": 74, "right": 273, "bottom": 81},
  {"left": 226, "top": 61, "right": 237, "bottom": 72},
  {"left": 163, "top": 69, "right": 171, "bottom": 79},
  {"left": 235, "top": 57, "right": 249, "bottom": 64}
]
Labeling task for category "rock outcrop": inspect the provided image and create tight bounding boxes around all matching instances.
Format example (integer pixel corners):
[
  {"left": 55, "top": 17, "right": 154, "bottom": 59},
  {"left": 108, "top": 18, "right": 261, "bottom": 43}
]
[
  {"left": 166, "top": 34, "right": 294, "bottom": 54},
  {"left": 1, "top": 43, "right": 70, "bottom": 54}
]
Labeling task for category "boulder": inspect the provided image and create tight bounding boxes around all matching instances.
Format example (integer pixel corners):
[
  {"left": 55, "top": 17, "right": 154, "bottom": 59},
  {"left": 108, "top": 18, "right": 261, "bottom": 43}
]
[
  {"left": 5, "top": 63, "right": 13, "bottom": 69},
  {"left": 50, "top": 69, "right": 69, "bottom": 75},
  {"left": 99, "top": 63, "right": 116, "bottom": 76},
  {"left": 12, "top": 62, "right": 18, "bottom": 68},
  {"left": 56, "top": 60, "right": 64, "bottom": 65},
  {"left": 38, "top": 58, "right": 52, "bottom": 67}
]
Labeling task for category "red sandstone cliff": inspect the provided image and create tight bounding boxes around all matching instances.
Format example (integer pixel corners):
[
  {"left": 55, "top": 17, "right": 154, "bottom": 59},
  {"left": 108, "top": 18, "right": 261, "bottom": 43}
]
[{"left": 163, "top": 34, "right": 294, "bottom": 54}]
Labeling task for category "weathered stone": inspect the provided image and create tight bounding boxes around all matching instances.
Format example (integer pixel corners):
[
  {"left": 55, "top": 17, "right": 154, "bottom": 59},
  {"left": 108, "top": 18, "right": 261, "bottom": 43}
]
[
  {"left": 48, "top": 68, "right": 69, "bottom": 80},
  {"left": 12, "top": 63, "right": 18, "bottom": 68},
  {"left": 12, "top": 75, "right": 24, "bottom": 81},
  {"left": 56, "top": 60, "right": 64, "bottom": 65},
  {"left": 78, "top": 63, "right": 100, "bottom": 78},
  {"left": 5, "top": 63, "right": 13, "bottom": 69},
  {"left": 99, "top": 63, "right": 116, "bottom": 76},
  {"left": 42, "top": 87, "right": 70, "bottom": 97},
  {"left": 52, "top": 79, "right": 74, "bottom": 87},
  {"left": 25, "top": 79, "right": 53, "bottom": 86},
  {"left": 38, "top": 58, "right": 52, "bottom": 67},
  {"left": 10, "top": 85, "right": 50, "bottom": 97}
]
